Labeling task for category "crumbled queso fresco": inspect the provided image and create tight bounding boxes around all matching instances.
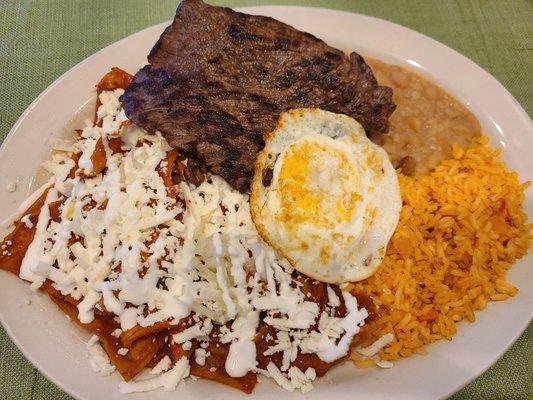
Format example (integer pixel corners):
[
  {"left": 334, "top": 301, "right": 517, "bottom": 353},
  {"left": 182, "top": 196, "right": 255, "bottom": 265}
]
[{"left": 7, "top": 88, "right": 373, "bottom": 394}]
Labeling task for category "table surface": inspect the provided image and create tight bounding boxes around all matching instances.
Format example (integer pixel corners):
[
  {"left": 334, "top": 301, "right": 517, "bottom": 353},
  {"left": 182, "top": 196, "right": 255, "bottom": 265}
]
[{"left": 0, "top": 1, "right": 531, "bottom": 399}]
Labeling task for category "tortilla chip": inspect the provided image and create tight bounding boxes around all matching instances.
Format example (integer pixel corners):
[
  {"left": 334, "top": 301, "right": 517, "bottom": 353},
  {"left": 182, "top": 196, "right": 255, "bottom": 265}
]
[
  {"left": 48, "top": 289, "right": 164, "bottom": 381},
  {"left": 121, "top": 320, "right": 170, "bottom": 348},
  {"left": 190, "top": 326, "right": 257, "bottom": 394},
  {"left": 0, "top": 188, "right": 51, "bottom": 275}
]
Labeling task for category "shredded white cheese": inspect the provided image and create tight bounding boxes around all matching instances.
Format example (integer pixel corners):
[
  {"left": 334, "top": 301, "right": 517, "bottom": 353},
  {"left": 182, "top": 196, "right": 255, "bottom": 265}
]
[
  {"left": 6, "top": 88, "right": 371, "bottom": 394},
  {"left": 119, "top": 357, "right": 190, "bottom": 394},
  {"left": 357, "top": 333, "right": 394, "bottom": 357},
  {"left": 150, "top": 355, "right": 173, "bottom": 375},
  {"left": 86, "top": 335, "right": 115, "bottom": 376}
]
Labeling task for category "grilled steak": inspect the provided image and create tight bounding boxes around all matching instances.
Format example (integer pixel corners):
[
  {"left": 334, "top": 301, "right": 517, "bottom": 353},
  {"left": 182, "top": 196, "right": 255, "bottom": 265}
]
[{"left": 121, "top": 0, "right": 395, "bottom": 192}]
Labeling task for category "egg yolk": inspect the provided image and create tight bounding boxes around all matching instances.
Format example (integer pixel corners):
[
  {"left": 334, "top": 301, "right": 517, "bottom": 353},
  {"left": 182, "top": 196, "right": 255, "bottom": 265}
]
[{"left": 277, "top": 141, "right": 361, "bottom": 229}]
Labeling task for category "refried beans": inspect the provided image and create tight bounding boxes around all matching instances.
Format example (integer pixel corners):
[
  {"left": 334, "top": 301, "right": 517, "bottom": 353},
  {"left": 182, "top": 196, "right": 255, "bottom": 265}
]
[{"left": 366, "top": 58, "right": 481, "bottom": 176}]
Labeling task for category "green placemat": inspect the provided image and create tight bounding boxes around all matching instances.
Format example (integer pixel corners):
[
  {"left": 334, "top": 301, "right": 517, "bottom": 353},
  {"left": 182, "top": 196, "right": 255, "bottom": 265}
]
[{"left": 0, "top": 1, "right": 531, "bottom": 399}]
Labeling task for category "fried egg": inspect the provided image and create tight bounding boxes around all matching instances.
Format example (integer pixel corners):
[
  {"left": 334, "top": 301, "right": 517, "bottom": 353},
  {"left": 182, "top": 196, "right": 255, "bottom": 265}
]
[{"left": 250, "top": 109, "right": 401, "bottom": 283}]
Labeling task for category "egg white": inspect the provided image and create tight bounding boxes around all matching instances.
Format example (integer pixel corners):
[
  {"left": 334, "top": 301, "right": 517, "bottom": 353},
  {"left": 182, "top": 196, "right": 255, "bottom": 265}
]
[{"left": 250, "top": 108, "right": 401, "bottom": 283}]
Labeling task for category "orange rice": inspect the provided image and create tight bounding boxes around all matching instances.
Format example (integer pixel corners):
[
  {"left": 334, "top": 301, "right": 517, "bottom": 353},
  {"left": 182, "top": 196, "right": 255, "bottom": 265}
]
[{"left": 353, "top": 136, "right": 532, "bottom": 361}]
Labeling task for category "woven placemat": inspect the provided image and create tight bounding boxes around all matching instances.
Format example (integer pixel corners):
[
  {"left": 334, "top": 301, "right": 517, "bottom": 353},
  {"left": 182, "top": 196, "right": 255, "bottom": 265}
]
[{"left": 0, "top": 1, "right": 531, "bottom": 399}]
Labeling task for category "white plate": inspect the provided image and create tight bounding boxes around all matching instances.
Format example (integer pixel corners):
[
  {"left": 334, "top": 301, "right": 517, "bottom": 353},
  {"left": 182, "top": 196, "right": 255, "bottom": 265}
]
[{"left": 0, "top": 6, "right": 531, "bottom": 400}]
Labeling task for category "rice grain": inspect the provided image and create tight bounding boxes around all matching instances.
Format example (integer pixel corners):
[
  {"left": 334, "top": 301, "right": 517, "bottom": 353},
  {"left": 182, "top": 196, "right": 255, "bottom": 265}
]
[{"left": 352, "top": 136, "right": 531, "bottom": 360}]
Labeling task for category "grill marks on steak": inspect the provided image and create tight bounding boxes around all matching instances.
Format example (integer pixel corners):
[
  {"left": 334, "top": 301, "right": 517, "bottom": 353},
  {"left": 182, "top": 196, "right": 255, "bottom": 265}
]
[{"left": 121, "top": 0, "right": 395, "bottom": 192}]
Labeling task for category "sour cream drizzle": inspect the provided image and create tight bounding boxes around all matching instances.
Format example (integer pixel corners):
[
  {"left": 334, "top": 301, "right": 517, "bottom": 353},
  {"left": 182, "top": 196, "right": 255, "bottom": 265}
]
[{"left": 10, "top": 89, "right": 370, "bottom": 393}]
